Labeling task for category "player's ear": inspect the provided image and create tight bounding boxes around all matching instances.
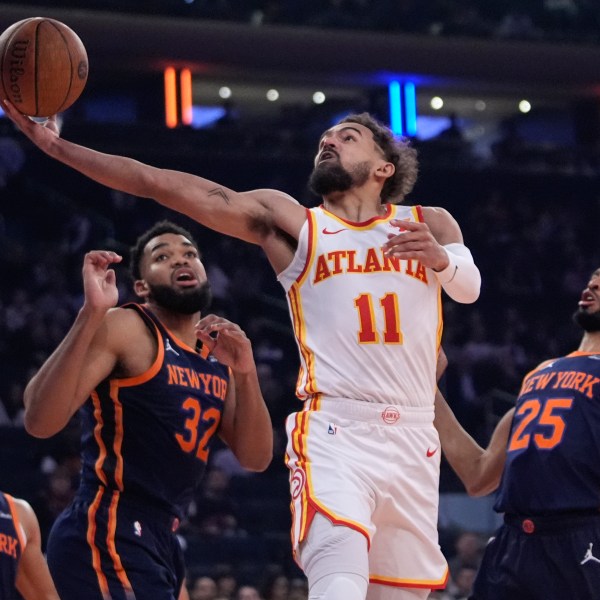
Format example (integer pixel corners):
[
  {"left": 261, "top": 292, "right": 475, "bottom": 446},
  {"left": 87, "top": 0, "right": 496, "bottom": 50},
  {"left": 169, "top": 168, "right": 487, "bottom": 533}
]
[
  {"left": 134, "top": 279, "right": 149, "bottom": 298},
  {"left": 375, "top": 161, "right": 395, "bottom": 179}
]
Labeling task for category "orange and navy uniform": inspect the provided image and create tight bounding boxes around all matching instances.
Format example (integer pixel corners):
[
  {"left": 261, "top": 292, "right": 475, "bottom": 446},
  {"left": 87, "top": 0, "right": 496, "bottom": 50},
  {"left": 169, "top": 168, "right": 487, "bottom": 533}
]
[
  {"left": 0, "top": 492, "right": 24, "bottom": 600},
  {"left": 47, "top": 304, "right": 229, "bottom": 600},
  {"left": 472, "top": 352, "right": 600, "bottom": 600},
  {"left": 496, "top": 352, "right": 600, "bottom": 514}
]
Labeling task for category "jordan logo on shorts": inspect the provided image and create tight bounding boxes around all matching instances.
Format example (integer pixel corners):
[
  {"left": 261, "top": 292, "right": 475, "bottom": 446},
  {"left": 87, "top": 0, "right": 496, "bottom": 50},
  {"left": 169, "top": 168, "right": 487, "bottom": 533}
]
[
  {"left": 581, "top": 543, "right": 600, "bottom": 565},
  {"left": 165, "top": 338, "right": 179, "bottom": 356}
]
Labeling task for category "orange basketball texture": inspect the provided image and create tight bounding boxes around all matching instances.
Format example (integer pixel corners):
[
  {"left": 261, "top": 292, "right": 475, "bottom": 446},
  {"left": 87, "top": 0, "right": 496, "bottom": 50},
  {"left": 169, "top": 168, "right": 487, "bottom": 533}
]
[{"left": 0, "top": 17, "right": 88, "bottom": 117}]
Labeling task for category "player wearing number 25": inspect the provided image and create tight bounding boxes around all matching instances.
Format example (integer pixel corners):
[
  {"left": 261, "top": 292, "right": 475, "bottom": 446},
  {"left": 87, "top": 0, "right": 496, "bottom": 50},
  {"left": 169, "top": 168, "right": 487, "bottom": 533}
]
[
  {"left": 4, "top": 103, "right": 480, "bottom": 599},
  {"left": 435, "top": 268, "right": 600, "bottom": 600},
  {"left": 22, "top": 221, "right": 273, "bottom": 600}
]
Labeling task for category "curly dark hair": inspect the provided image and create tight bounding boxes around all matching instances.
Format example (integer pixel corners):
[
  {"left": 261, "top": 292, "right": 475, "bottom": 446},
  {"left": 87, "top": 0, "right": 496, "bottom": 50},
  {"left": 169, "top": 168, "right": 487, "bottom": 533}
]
[
  {"left": 129, "top": 220, "right": 199, "bottom": 280},
  {"left": 338, "top": 112, "right": 418, "bottom": 203}
]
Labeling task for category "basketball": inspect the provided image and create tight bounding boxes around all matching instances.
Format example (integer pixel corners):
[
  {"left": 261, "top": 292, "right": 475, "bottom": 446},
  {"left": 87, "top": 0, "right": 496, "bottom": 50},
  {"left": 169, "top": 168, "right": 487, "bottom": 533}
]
[{"left": 0, "top": 17, "right": 88, "bottom": 117}]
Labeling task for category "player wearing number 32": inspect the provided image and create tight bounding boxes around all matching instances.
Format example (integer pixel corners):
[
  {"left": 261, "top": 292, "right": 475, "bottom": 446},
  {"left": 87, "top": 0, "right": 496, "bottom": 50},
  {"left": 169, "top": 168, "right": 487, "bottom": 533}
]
[
  {"left": 4, "top": 103, "right": 480, "bottom": 599},
  {"left": 22, "top": 221, "right": 273, "bottom": 600},
  {"left": 435, "top": 267, "right": 600, "bottom": 600}
]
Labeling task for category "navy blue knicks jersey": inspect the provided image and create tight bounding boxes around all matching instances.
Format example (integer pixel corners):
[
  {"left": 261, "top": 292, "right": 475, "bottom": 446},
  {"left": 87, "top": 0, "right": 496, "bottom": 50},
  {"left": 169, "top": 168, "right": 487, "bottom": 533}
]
[
  {"left": 78, "top": 303, "right": 230, "bottom": 519},
  {"left": 0, "top": 492, "right": 24, "bottom": 599},
  {"left": 495, "top": 351, "right": 600, "bottom": 515}
]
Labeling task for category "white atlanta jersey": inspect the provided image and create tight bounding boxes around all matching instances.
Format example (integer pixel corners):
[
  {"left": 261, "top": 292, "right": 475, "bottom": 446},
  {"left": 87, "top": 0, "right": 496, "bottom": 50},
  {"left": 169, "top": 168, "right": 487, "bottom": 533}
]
[{"left": 278, "top": 204, "right": 443, "bottom": 407}]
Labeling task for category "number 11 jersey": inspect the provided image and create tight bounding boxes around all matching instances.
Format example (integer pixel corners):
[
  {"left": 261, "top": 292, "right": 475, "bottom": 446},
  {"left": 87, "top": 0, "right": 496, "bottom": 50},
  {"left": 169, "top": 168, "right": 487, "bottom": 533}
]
[{"left": 278, "top": 204, "right": 443, "bottom": 407}]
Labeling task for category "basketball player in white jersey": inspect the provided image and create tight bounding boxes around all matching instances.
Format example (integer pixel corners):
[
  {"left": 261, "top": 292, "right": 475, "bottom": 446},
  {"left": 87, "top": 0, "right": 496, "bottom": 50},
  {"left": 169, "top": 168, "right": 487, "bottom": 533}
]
[{"left": 4, "top": 102, "right": 481, "bottom": 600}]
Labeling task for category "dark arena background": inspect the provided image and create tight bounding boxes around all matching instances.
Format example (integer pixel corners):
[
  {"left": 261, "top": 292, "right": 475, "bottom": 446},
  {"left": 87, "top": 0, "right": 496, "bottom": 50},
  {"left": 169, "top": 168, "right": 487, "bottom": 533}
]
[{"left": 1, "top": 2, "right": 600, "bottom": 598}]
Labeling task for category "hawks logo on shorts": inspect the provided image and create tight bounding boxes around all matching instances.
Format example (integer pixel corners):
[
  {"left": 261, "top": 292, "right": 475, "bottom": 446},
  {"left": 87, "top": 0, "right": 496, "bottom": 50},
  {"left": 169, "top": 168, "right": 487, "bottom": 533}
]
[{"left": 381, "top": 406, "right": 400, "bottom": 424}]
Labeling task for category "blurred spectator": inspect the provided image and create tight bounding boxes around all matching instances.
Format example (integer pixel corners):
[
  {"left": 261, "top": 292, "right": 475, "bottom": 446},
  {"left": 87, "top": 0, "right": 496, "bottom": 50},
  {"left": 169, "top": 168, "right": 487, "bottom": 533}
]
[
  {"left": 259, "top": 566, "right": 289, "bottom": 600},
  {"left": 214, "top": 566, "right": 238, "bottom": 599},
  {"left": 31, "top": 463, "right": 78, "bottom": 550},
  {"left": 450, "top": 566, "right": 478, "bottom": 600},
  {"left": 447, "top": 531, "right": 485, "bottom": 581},
  {"left": 189, "top": 575, "right": 218, "bottom": 600},
  {"left": 189, "top": 468, "right": 242, "bottom": 537},
  {"left": 287, "top": 578, "right": 308, "bottom": 600},
  {"left": 236, "top": 585, "right": 262, "bottom": 600}
]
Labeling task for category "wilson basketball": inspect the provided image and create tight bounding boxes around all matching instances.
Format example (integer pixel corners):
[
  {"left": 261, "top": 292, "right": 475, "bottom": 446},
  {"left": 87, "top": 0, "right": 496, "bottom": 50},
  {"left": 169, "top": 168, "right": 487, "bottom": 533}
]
[{"left": 0, "top": 17, "right": 88, "bottom": 117}]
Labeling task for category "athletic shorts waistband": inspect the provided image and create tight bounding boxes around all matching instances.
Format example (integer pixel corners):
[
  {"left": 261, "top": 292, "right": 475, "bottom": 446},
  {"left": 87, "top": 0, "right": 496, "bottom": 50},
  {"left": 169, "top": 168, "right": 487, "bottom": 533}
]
[
  {"left": 308, "top": 397, "right": 434, "bottom": 424},
  {"left": 75, "top": 485, "right": 182, "bottom": 532},
  {"left": 504, "top": 509, "right": 600, "bottom": 535}
]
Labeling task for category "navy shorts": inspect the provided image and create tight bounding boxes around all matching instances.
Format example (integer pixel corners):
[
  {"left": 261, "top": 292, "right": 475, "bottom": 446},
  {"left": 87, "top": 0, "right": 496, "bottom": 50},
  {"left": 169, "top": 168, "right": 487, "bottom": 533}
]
[
  {"left": 471, "top": 511, "right": 600, "bottom": 600},
  {"left": 47, "top": 489, "right": 185, "bottom": 600}
]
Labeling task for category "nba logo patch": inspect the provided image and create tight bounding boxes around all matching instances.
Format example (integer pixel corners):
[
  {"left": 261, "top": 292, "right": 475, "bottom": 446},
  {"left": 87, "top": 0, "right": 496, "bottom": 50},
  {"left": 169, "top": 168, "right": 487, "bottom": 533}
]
[
  {"left": 134, "top": 521, "right": 142, "bottom": 537},
  {"left": 327, "top": 423, "right": 337, "bottom": 435}
]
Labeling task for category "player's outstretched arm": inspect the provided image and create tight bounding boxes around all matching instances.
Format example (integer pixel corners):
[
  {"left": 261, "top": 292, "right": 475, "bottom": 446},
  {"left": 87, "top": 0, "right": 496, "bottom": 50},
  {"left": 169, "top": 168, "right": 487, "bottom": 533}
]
[
  {"left": 23, "top": 251, "right": 128, "bottom": 437},
  {"left": 13, "top": 498, "right": 61, "bottom": 600},
  {"left": 196, "top": 315, "right": 273, "bottom": 471},
  {"left": 2, "top": 100, "right": 306, "bottom": 248},
  {"left": 434, "top": 388, "right": 513, "bottom": 496}
]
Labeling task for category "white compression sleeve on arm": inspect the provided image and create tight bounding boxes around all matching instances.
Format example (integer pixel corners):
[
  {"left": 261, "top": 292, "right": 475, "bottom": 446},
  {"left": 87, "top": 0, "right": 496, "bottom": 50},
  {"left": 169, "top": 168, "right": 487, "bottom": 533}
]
[{"left": 433, "top": 243, "right": 481, "bottom": 304}]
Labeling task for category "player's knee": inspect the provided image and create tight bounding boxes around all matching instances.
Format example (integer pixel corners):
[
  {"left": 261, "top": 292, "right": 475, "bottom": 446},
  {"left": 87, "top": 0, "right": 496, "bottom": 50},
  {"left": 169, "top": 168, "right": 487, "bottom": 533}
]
[{"left": 310, "top": 572, "right": 368, "bottom": 600}]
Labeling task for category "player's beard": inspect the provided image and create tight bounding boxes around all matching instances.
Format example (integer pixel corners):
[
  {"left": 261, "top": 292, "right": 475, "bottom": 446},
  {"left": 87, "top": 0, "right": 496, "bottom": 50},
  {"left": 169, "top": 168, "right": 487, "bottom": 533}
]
[
  {"left": 309, "top": 160, "right": 371, "bottom": 197},
  {"left": 572, "top": 307, "right": 600, "bottom": 332},
  {"left": 148, "top": 281, "right": 213, "bottom": 315}
]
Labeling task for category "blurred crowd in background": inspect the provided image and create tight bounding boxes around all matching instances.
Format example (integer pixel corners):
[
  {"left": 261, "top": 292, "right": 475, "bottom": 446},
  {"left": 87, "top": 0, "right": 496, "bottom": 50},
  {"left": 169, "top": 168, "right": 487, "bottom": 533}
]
[
  {"left": 1, "top": 3, "right": 600, "bottom": 599},
  {"left": 11, "top": 0, "right": 600, "bottom": 44}
]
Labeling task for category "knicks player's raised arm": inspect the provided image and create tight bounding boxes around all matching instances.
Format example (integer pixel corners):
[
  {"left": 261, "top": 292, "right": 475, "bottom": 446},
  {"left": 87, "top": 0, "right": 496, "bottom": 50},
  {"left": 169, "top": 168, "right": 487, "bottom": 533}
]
[
  {"left": 23, "top": 307, "right": 134, "bottom": 438},
  {"left": 23, "top": 251, "right": 131, "bottom": 438},
  {"left": 434, "top": 389, "right": 513, "bottom": 497},
  {"left": 2, "top": 100, "right": 307, "bottom": 250},
  {"left": 13, "top": 498, "right": 61, "bottom": 600}
]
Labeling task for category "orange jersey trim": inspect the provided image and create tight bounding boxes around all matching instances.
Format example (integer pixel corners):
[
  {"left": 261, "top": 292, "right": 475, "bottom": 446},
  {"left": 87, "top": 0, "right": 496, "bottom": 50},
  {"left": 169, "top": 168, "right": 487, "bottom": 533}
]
[
  {"left": 288, "top": 214, "right": 319, "bottom": 399},
  {"left": 319, "top": 204, "right": 393, "bottom": 229},
  {"left": 370, "top": 567, "right": 449, "bottom": 590},
  {"left": 107, "top": 491, "right": 134, "bottom": 592},
  {"left": 295, "top": 208, "right": 316, "bottom": 287},
  {"left": 288, "top": 284, "right": 318, "bottom": 398},
  {"left": 288, "top": 399, "right": 371, "bottom": 551},
  {"left": 109, "top": 381, "right": 126, "bottom": 491},
  {"left": 4, "top": 494, "right": 25, "bottom": 551},
  {"left": 87, "top": 487, "right": 110, "bottom": 598},
  {"left": 414, "top": 204, "right": 424, "bottom": 222},
  {"left": 290, "top": 410, "right": 311, "bottom": 547},
  {"left": 114, "top": 319, "right": 164, "bottom": 388},
  {"left": 91, "top": 391, "right": 109, "bottom": 487}
]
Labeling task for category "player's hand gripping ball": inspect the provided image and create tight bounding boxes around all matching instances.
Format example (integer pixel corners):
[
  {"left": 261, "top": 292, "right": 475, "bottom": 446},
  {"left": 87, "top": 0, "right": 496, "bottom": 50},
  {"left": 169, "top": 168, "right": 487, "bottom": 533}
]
[{"left": 0, "top": 17, "right": 88, "bottom": 117}]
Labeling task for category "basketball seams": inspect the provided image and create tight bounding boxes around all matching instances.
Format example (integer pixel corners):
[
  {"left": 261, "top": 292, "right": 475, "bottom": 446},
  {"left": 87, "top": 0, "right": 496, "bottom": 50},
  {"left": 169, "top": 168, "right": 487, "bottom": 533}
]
[
  {"left": 34, "top": 20, "right": 41, "bottom": 116},
  {"left": 46, "top": 19, "right": 73, "bottom": 114}
]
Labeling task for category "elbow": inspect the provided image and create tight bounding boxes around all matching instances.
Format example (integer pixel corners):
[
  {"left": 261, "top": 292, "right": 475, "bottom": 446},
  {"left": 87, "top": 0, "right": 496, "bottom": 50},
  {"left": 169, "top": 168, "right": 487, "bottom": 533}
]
[
  {"left": 462, "top": 288, "right": 481, "bottom": 304},
  {"left": 465, "top": 478, "right": 499, "bottom": 498},
  {"left": 451, "top": 278, "right": 481, "bottom": 304},
  {"left": 238, "top": 449, "right": 273, "bottom": 473},
  {"left": 23, "top": 412, "right": 54, "bottom": 439},
  {"left": 23, "top": 398, "right": 65, "bottom": 439}
]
